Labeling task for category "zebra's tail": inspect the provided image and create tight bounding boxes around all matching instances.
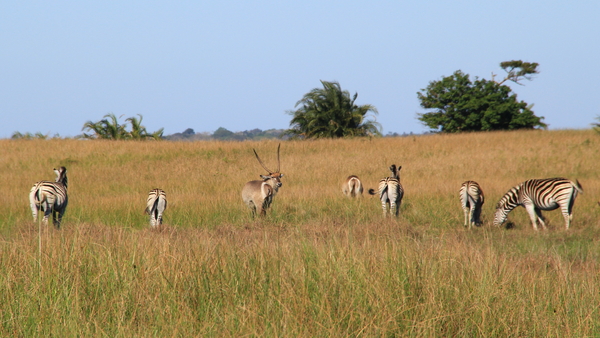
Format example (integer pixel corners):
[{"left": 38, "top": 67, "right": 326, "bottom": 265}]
[
  {"left": 145, "top": 195, "right": 158, "bottom": 215},
  {"left": 368, "top": 188, "right": 377, "bottom": 195},
  {"left": 152, "top": 197, "right": 161, "bottom": 219},
  {"left": 348, "top": 178, "right": 357, "bottom": 194},
  {"left": 35, "top": 187, "right": 48, "bottom": 205},
  {"left": 574, "top": 179, "right": 584, "bottom": 194},
  {"left": 459, "top": 187, "right": 468, "bottom": 207}
]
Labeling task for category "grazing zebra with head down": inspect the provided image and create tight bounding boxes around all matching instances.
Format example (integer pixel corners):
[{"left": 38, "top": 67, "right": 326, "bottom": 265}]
[
  {"left": 459, "top": 181, "right": 484, "bottom": 229},
  {"left": 146, "top": 188, "right": 167, "bottom": 227},
  {"left": 369, "top": 164, "right": 404, "bottom": 217},
  {"left": 29, "top": 166, "right": 69, "bottom": 228},
  {"left": 342, "top": 175, "right": 363, "bottom": 198},
  {"left": 494, "top": 178, "right": 583, "bottom": 230}
]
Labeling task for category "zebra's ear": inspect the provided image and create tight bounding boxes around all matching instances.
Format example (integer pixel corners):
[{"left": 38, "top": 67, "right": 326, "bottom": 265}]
[{"left": 398, "top": 166, "right": 402, "bottom": 171}]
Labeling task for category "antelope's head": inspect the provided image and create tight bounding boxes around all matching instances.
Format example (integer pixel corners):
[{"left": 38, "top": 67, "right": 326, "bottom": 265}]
[{"left": 254, "top": 144, "right": 283, "bottom": 189}]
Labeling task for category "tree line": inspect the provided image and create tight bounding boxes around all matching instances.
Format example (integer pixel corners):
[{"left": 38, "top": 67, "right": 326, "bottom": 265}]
[{"left": 11, "top": 60, "right": 598, "bottom": 140}]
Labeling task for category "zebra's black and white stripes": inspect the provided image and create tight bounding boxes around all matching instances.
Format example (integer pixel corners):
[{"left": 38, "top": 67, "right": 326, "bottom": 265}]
[
  {"left": 29, "top": 167, "right": 69, "bottom": 228},
  {"left": 369, "top": 164, "right": 404, "bottom": 217},
  {"left": 494, "top": 178, "right": 583, "bottom": 230},
  {"left": 459, "top": 181, "right": 484, "bottom": 228},
  {"left": 146, "top": 188, "right": 167, "bottom": 227}
]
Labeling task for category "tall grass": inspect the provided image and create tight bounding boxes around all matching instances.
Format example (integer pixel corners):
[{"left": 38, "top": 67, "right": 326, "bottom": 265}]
[{"left": 0, "top": 130, "right": 599, "bottom": 336}]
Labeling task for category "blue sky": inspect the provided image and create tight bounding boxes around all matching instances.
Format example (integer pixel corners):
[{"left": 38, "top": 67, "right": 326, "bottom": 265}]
[{"left": 1, "top": 1, "right": 598, "bottom": 138}]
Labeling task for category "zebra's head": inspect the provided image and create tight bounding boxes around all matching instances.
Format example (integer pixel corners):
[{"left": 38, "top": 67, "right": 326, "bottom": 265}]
[
  {"left": 493, "top": 185, "right": 521, "bottom": 227},
  {"left": 493, "top": 207, "right": 508, "bottom": 227},
  {"left": 389, "top": 164, "right": 401, "bottom": 179},
  {"left": 53, "top": 166, "right": 68, "bottom": 187}
]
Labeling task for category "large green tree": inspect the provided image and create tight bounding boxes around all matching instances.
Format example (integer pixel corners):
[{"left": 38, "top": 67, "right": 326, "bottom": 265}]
[
  {"left": 284, "top": 80, "right": 382, "bottom": 138},
  {"left": 417, "top": 62, "right": 547, "bottom": 133}
]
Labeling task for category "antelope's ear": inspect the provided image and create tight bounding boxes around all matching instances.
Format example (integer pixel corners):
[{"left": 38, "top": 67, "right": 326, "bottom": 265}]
[
  {"left": 280, "top": 174, "right": 284, "bottom": 178},
  {"left": 260, "top": 175, "right": 270, "bottom": 180}
]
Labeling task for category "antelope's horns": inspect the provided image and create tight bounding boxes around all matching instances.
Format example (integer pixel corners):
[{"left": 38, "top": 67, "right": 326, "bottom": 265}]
[
  {"left": 276, "top": 143, "right": 281, "bottom": 173},
  {"left": 253, "top": 149, "right": 273, "bottom": 174},
  {"left": 253, "top": 143, "right": 281, "bottom": 174}
]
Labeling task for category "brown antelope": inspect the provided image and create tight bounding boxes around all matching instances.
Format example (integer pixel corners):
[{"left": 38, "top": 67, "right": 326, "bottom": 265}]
[
  {"left": 242, "top": 144, "right": 283, "bottom": 217},
  {"left": 342, "top": 175, "right": 363, "bottom": 197}
]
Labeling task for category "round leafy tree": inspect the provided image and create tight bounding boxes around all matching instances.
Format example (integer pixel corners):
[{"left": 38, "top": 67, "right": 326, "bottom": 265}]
[{"left": 417, "top": 62, "right": 547, "bottom": 133}]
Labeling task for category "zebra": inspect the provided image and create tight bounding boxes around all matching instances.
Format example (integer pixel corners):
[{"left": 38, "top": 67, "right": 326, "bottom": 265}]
[
  {"left": 494, "top": 178, "right": 583, "bottom": 230},
  {"left": 29, "top": 166, "right": 69, "bottom": 229},
  {"left": 368, "top": 164, "right": 404, "bottom": 217},
  {"left": 145, "top": 188, "right": 167, "bottom": 227},
  {"left": 459, "top": 181, "right": 485, "bottom": 229},
  {"left": 242, "top": 144, "right": 283, "bottom": 217},
  {"left": 342, "top": 175, "right": 363, "bottom": 198}
]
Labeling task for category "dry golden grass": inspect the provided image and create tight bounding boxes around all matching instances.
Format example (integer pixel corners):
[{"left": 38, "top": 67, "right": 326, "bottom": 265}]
[{"left": 0, "top": 129, "right": 599, "bottom": 336}]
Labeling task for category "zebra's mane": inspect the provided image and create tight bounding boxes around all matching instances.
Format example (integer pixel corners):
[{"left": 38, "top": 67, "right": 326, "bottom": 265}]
[
  {"left": 58, "top": 173, "right": 68, "bottom": 188},
  {"left": 496, "top": 184, "right": 522, "bottom": 210}
]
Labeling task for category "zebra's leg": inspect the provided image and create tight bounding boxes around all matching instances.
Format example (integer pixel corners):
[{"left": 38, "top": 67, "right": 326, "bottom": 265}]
[
  {"left": 381, "top": 201, "right": 388, "bottom": 217},
  {"left": 31, "top": 203, "right": 39, "bottom": 222},
  {"left": 474, "top": 204, "right": 483, "bottom": 226},
  {"left": 38, "top": 200, "right": 50, "bottom": 226},
  {"left": 562, "top": 212, "right": 571, "bottom": 230},
  {"left": 469, "top": 205, "right": 477, "bottom": 229},
  {"left": 534, "top": 208, "right": 547, "bottom": 230},
  {"left": 462, "top": 205, "right": 469, "bottom": 227},
  {"left": 390, "top": 201, "right": 397, "bottom": 217},
  {"left": 561, "top": 205, "right": 572, "bottom": 230},
  {"left": 54, "top": 209, "right": 64, "bottom": 229},
  {"left": 562, "top": 201, "right": 574, "bottom": 230},
  {"left": 42, "top": 209, "right": 51, "bottom": 226},
  {"left": 524, "top": 204, "right": 539, "bottom": 230},
  {"left": 150, "top": 211, "right": 157, "bottom": 227}
]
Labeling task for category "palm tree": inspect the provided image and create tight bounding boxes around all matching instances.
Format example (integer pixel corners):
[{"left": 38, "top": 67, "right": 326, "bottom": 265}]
[
  {"left": 126, "top": 114, "right": 164, "bottom": 140},
  {"left": 79, "top": 113, "right": 163, "bottom": 140},
  {"left": 80, "top": 113, "right": 127, "bottom": 139},
  {"left": 284, "top": 81, "right": 382, "bottom": 138},
  {"left": 126, "top": 114, "right": 148, "bottom": 140}
]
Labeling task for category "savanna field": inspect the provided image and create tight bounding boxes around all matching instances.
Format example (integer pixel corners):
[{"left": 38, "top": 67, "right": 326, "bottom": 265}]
[{"left": 1, "top": 129, "right": 600, "bottom": 336}]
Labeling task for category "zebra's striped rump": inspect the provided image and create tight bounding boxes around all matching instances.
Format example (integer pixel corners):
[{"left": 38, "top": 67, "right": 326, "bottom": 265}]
[
  {"left": 494, "top": 177, "right": 583, "bottom": 230},
  {"left": 146, "top": 188, "right": 167, "bottom": 227},
  {"left": 29, "top": 167, "right": 69, "bottom": 228},
  {"left": 459, "top": 181, "right": 484, "bottom": 228},
  {"left": 369, "top": 165, "right": 404, "bottom": 217}
]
